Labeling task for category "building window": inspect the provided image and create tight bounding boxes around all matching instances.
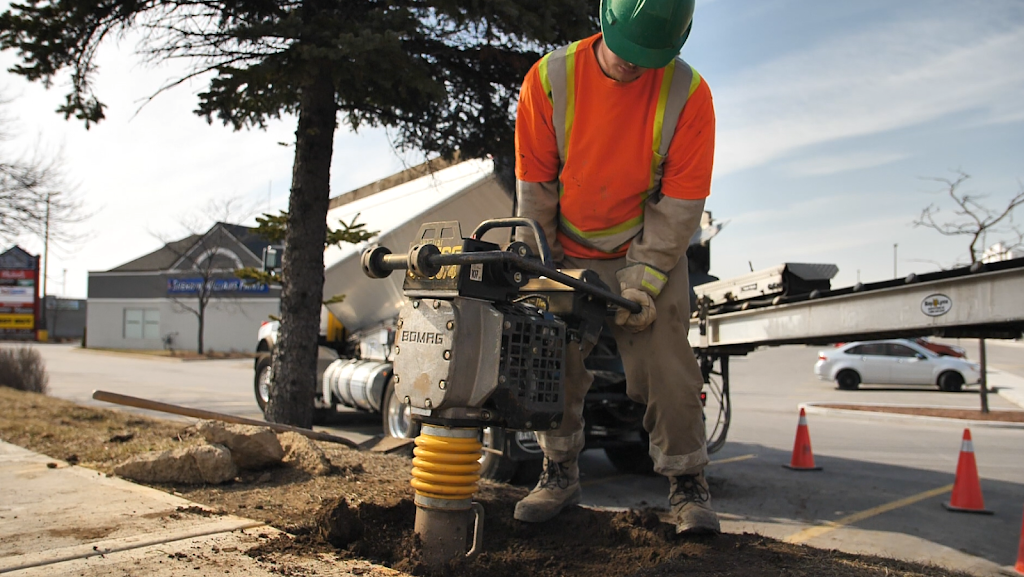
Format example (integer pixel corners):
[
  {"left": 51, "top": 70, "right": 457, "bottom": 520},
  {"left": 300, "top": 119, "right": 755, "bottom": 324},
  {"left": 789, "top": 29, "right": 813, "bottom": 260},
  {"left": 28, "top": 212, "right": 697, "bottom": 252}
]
[{"left": 124, "top": 309, "right": 160, "bottom": 339}]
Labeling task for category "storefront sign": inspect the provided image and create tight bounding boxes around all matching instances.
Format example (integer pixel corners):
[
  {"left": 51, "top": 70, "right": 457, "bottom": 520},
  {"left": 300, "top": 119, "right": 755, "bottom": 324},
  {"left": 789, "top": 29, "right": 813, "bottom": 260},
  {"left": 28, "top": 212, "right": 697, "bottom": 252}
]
[
  {"left": 0, "top": 314, "right": 35, "bottom": 329},
  {"left": 167, "top": 277, "right": 269, "bottom": 295},
  {"left": 0, "top": 259, "right": 37, "bottom": 336}
]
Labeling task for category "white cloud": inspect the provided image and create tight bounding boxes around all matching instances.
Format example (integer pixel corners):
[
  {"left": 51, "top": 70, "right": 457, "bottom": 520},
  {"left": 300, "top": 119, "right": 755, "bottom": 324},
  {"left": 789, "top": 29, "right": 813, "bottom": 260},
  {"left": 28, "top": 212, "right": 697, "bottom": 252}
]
[
  {"left": 782, "top": 151, "right": 910, "bottom": 177},
  {"left": 713, "top": 17, "right": 1024, "bottom": 176}
]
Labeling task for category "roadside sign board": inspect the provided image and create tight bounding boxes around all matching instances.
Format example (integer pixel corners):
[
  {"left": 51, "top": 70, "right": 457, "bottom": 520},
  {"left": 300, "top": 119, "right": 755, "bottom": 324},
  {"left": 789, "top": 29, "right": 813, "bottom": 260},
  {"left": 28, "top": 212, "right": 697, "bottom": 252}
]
[{"left": 0, "top": 247, "right": 40, "bottom": 339}]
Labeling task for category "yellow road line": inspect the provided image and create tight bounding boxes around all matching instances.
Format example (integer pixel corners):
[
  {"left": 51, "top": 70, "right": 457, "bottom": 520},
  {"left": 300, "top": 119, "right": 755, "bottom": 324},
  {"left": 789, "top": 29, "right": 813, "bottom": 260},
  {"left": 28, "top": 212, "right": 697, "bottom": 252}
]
[
  {"left": 784, "top": 484, "right": 954, "bottom": 544},
  {"left": 580, "top": 454, "right": 757, "bottom": 488}
]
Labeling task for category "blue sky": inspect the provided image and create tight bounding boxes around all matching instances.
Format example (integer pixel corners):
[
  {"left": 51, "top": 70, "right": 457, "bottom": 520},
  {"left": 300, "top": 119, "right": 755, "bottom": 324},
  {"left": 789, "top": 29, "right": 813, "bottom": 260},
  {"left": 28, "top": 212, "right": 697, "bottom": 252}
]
[{"left": 1, "top": 0, "right": 1022, "bottom": 297}]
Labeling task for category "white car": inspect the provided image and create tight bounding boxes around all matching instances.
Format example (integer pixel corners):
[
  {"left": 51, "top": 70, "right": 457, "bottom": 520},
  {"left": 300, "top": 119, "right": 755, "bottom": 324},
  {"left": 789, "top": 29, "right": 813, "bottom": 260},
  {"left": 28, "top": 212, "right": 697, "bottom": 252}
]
[{"left": 814, "top": 339, "right": 981, "bottom": 392}]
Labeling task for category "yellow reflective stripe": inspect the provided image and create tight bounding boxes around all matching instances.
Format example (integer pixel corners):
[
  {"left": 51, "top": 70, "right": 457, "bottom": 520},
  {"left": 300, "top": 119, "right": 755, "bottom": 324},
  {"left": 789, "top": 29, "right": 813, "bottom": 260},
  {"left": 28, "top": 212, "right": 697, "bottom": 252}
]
[
  {"left": 641, "top": 280, "right": 661, "bottom": 294},
  {"left": 645, "top": 266, "right": 668, "bottom": 283},
  {"left": 560, "top": 213, "right": 645, "bottom": 239},
  {"left": 651, "top": 62, "right": 675, "bottom": 170},
  {"left": 688, "top": 66, "right": 702, "bottom": 97},
  {"left": 564, "top": 41, "right": 582, "bottom": 164},
  {"left": 538, "top": 52, "right": 553, "bottom": 104},
  {"left": 649, "top": 61, "right": 675, "bottom": 190}
]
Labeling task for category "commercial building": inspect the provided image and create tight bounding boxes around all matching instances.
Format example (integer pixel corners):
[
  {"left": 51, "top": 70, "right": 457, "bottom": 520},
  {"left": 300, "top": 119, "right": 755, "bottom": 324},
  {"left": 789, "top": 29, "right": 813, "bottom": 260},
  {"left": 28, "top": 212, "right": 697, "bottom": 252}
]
[{"left": 86, "top": 223, "right": 279, "bottom": 353}]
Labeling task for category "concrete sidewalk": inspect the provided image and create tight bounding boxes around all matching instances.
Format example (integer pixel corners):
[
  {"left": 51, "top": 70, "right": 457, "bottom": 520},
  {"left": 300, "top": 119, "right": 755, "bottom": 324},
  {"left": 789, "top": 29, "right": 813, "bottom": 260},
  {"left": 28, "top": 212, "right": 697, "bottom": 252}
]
[
  {"left": 0, "top": 441, "right": 395, "bottom": 576},
  {"left": 991, "top": 368, "right": 1024, "bottom": 409}
]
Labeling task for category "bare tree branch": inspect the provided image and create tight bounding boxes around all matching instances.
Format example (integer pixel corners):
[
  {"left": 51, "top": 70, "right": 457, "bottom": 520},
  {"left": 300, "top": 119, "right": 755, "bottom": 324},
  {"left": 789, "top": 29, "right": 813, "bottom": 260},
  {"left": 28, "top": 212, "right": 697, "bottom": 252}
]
[{"left": 913, "top": 170, "right": 1024, "bottom": 264}]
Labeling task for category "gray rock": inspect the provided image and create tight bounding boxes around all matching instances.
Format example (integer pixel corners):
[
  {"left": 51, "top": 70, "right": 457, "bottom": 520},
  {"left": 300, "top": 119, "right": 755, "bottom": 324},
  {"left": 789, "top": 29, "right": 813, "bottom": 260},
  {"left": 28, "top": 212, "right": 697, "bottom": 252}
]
[
  {"left": 195, "top": 420, "right": 284, "bottom": 470},
  {"left": 114, "top": 444, "right": 237, "bottom": 484},
  {"left": 278, "top": 432, "right": 333, "bottom": 476}
]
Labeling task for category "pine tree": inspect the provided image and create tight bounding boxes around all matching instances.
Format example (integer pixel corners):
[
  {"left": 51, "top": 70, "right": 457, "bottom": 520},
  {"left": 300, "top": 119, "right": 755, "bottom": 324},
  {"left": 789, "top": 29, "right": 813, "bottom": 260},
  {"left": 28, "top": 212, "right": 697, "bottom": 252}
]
[{"left": 1, "top": 0, "right": 597, "bottom": 426}]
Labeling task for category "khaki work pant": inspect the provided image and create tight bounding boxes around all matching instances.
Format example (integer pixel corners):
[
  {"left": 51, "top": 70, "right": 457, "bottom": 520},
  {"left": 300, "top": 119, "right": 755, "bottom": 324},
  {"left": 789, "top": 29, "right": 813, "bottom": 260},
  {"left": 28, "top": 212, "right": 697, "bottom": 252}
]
[{"left": 536, "top": 254, "right": 709, "bottom": 477}]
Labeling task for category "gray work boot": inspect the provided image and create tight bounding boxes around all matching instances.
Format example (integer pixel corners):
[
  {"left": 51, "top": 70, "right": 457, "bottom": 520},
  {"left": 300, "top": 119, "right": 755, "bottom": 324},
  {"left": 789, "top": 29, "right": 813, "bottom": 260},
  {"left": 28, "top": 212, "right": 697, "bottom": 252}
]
[
  {"left": 513, "top": 457, "right": 582, "bottom": 523},
  {"left": 669, "top": 471, "right": 721, "bottom": 535}
]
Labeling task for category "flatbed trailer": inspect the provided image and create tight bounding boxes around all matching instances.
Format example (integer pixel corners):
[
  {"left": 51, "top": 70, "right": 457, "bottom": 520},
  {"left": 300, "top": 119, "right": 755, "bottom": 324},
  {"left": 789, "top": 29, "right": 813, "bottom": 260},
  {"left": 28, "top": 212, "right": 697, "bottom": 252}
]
[{"left": 688, "top": 257, "right": 1024, "bottom": 452}]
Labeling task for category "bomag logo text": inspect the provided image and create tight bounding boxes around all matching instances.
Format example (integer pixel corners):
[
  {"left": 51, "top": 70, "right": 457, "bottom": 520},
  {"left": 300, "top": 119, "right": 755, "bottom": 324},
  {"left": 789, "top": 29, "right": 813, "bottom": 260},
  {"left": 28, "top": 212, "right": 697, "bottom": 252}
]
[{"left": 400, "top": 330, "right": 444, "bottom": 345}]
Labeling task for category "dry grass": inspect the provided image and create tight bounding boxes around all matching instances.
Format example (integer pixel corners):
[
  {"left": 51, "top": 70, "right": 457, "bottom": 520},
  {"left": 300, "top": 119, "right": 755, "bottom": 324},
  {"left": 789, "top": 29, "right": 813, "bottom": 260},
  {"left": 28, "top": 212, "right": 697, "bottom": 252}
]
[{"left": 0, "top": 387, "right": 203, "bottom": 470}]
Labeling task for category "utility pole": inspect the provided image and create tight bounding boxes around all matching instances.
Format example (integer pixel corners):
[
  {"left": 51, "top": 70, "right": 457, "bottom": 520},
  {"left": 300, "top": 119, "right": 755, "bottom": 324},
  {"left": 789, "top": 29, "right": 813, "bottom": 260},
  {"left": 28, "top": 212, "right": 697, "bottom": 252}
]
[
  {"left": 979, "top": 338, "right": 990, "bottom": 413},
  {"left": 893, "top": 243, "right": 898, "bottom": 278},
  {"left": 40, "top": 193, "right": 51, "bottom": 340}
]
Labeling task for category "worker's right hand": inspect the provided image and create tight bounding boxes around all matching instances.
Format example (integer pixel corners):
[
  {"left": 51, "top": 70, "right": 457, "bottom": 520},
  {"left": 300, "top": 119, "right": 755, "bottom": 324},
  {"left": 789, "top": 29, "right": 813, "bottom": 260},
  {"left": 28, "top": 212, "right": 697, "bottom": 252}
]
[{"left": 614, "top": 288, "right": 657, "bottom": 333}]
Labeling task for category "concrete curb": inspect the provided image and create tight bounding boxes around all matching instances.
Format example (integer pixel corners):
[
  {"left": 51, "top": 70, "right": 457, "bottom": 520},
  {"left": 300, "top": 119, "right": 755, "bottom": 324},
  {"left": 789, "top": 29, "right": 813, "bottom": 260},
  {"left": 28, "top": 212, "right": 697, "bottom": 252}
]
[{"left": 800, "top": 402, "right": 1024, "bottom": 429}]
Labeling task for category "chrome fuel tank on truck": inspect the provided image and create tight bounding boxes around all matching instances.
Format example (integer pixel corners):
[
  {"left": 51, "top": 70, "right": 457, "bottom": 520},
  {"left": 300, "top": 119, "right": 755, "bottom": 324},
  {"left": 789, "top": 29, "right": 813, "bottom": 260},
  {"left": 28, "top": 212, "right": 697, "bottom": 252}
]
[{"left": 320, "top": 160, "right": 512, "bottom": 334}]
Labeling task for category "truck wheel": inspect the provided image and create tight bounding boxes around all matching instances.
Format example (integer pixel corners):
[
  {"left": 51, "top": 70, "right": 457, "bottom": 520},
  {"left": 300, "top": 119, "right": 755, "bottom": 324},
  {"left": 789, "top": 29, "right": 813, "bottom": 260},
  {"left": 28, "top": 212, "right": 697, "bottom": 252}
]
[
  {"left": 381, "top": 380, "right": 419, "bottom": 439},
  {"left": 836, "top": 370, "right": 861, "bottom": 390},
  {"left": 938, "top": 371, "right": 964, "bottom": 392},
  {"left": 254, "top": 353, "right": 272, "bottom": 414},
  {"left": 478, "top": 427, "right": 520, "bottom": 483}
]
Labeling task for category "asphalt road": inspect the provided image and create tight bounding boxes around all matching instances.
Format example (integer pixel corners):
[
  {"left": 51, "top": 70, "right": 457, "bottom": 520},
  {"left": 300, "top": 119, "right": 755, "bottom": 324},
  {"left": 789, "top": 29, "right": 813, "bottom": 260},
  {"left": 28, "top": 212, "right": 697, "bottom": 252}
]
[{"left": 4, "top": 340, "right": 1023, "bottom": 575}]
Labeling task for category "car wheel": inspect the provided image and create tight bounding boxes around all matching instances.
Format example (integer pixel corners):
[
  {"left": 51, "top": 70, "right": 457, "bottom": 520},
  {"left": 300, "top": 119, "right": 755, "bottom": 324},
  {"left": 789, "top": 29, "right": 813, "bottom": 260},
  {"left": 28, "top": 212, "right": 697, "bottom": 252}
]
[
  {"left": 381, "top": 379, "right": 419, "bottom": 439},
  {"left": 938, "top": 371, "right": 965, "bottom": 392},
  {"left": 254, "top": 353, "right": 272, "bottom": 414},
  {"left": 836, "top": 369, "right": 861, "bottom": 390}
]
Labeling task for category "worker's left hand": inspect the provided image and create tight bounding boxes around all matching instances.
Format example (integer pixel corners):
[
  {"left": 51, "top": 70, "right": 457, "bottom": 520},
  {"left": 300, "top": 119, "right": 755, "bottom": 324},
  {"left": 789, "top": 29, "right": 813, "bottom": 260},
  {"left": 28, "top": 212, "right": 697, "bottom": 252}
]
[{"left": 614, "top": 288, "right": 657, "bottom": 333}]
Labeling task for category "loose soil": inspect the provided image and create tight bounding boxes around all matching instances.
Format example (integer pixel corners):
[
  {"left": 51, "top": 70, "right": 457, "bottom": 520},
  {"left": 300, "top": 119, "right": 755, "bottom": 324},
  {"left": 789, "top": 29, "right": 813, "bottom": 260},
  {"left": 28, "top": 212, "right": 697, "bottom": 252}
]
[
  {"left": 816, "top": 404, "right": 1024, "bottom": 423},
  {"left": 0, "top": 387, "right": 969, "bottom": 577}
]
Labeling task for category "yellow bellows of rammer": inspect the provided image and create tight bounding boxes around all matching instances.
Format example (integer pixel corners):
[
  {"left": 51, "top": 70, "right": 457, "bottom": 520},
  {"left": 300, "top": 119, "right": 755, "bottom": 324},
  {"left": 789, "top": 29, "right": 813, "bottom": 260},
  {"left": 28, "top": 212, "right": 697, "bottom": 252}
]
[{"left": 410, "top": 433, "right": 482, "bottom": 500}]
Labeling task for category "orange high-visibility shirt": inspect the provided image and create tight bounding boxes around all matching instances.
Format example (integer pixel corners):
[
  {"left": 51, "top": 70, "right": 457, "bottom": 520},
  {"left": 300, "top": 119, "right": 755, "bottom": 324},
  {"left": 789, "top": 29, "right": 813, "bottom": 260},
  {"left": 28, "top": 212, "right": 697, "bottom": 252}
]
[{"left": 515, "top": 33, "right": 715, "bottom": 259}]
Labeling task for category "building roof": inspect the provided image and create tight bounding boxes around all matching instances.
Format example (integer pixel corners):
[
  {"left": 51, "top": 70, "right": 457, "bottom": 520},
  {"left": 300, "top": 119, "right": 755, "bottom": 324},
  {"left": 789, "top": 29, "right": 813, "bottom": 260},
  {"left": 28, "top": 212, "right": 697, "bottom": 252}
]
[
  {"left": 105, "top": 222, "right": 266, "bottom": 273},
  {"left": 219, "top": 223, "right": 269, "bottom": 261},
  {"left": 0, "top": 246, "right": 39, "bottom": 269},
  {"left": 108, "top": 235, "right": 203, "bottom": 272}
]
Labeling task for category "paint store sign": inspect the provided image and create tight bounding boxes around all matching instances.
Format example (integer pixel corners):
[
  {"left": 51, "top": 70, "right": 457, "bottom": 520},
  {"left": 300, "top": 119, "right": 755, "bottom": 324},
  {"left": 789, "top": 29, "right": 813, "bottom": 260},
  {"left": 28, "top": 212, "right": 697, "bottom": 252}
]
[{"left": 167, "top": 278, "right": 269, "bottom": 294}]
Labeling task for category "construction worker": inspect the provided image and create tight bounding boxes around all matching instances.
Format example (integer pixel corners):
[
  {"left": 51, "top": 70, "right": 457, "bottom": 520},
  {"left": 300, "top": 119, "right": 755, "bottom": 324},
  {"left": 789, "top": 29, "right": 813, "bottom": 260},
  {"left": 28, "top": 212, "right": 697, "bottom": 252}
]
[{"left": 513, "top": 0, "right": 718, "bottom": 534}]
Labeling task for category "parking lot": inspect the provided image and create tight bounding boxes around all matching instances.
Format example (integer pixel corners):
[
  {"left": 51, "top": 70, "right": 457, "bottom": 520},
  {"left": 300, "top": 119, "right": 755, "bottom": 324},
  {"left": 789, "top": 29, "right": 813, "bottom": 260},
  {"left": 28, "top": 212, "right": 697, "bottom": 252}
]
[{"left": 5, "top": 340, "right": 1024, "bottom": 575}]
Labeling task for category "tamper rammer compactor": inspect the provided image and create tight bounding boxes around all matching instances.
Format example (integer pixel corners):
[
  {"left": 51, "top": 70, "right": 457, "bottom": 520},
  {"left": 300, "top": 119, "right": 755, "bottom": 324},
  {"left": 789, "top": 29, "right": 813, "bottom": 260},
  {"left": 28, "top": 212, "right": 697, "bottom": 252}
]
[{"left": 361, "top": 218, "right": 639, "bottom": 566}]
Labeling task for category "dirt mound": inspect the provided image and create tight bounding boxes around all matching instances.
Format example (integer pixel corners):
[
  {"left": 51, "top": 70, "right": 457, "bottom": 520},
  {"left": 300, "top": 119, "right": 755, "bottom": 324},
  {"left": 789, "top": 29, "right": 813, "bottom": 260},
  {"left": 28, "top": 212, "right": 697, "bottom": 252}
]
[
  {"left": 245, "top": 494, "right": 959, "bottom": 577},
  {"left": 1, "top": 388, "right": 966, "bottom": 577}
]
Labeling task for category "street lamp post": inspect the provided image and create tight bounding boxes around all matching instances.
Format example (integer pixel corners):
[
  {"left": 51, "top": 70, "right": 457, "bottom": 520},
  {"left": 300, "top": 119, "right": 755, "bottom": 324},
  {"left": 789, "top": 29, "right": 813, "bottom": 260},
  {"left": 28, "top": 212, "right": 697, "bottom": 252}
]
[{"left": 893, "top": 243, "right": 898, "bottom": 278}]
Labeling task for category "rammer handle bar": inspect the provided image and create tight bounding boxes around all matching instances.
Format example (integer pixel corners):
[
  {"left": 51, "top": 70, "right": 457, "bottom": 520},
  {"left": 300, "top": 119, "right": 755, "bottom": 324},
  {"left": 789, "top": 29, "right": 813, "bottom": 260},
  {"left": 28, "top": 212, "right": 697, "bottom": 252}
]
[
  {"left": 469, "top": 217, "right": 553, "bottom": 268},
  {"left": 368, "top": 247, "right": 642, "bottom": 315}
]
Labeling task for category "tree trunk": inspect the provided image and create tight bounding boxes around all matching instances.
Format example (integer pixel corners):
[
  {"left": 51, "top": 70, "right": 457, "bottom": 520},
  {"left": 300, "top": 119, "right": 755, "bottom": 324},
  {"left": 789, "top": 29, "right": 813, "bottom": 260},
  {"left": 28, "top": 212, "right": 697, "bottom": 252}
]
[
  {"left": 197, "top": 298, "right": 206, "bottom": 355},
  {"left": 266, "top": 62, "right": 337, "bottom": 427}
]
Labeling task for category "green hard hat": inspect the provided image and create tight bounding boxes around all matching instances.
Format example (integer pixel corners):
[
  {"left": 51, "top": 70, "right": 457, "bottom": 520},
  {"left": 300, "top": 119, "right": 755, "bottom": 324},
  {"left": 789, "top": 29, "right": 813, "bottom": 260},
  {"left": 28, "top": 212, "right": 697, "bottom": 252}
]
[{"left": 600, "top": 0, "right": 695, "bottom": 69}]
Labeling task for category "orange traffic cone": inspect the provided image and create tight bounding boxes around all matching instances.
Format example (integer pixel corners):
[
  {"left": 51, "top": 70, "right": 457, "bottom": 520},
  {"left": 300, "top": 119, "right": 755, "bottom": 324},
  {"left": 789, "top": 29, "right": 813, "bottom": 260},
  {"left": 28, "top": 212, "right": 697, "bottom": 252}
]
[
  {"left": 1015, "top": 506, "right": 1024, "bottom": 574},
  {"left": 942, "top": 429, "right": 992, "bottom": 514},
  {"left": 783, "top": 408, "right": 822, "bottom": 471}
]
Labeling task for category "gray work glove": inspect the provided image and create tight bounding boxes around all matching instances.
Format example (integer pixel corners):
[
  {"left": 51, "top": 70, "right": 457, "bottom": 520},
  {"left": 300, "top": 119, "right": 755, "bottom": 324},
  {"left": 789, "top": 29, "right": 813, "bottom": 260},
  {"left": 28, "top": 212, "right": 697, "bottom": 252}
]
[
  {"left": 614, "top": 288, "right": 657, "bottom": 333},
  {"left": 614, "top": 263, "right": 667, "bottom": 333}
]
